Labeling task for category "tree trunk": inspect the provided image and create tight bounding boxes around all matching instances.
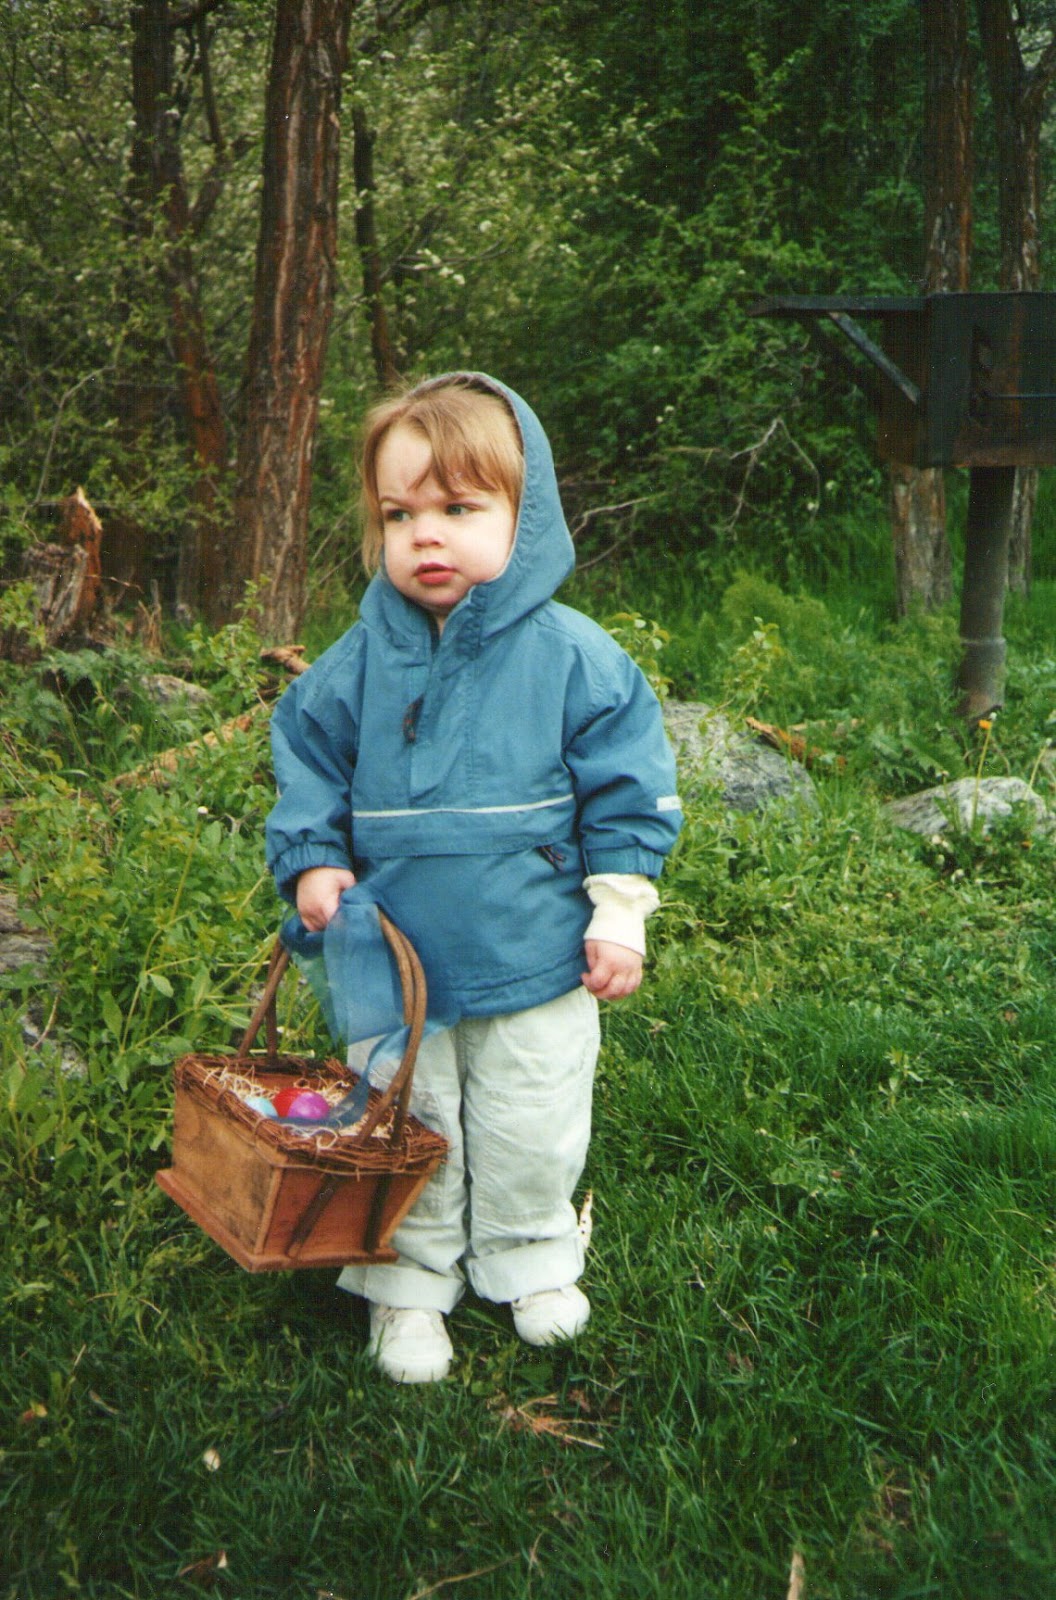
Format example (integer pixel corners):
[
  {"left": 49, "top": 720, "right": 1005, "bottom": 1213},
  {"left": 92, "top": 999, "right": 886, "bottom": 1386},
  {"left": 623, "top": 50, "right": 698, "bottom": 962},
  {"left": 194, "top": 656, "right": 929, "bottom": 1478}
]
[
  {"left": 162, "top": 153, "right": 230, "bottom": 619},
  {"left": 114, "top": 0, "right": 173, "bottom": 602},
  {"left": 890, "top": 0, "right": 972, "bottom": 617},
  {"left": 1007, "top": 471, "right": 1037, "bottom": 595},
  {"left": 922, "top": 0, "right": 973, "bottom": 294},
  {"left": 890, "top": 466, "right": 952, "bottom": 614},
  {"left": 975, "top": 0, "right": 1056, "bottom": 596},
  {"left": 230, "top": 0, "right": 352, "bottom": 642},
  {"left": 127, "top": 0, "right": 228, "bottom": 619},
  {"left": 352, "top": 101, "right": 401, "bottom": 387}
]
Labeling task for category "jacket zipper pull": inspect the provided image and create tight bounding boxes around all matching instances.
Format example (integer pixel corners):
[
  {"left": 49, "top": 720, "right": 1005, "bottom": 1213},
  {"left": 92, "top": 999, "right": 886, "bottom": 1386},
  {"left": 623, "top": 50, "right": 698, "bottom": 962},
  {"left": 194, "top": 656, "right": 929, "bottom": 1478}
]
[
  {"left": 403, "top": 696, "right": 424, "bottom": 743},
  {"left": 537, "top": 844, "right": 566, "bottom": 870}
]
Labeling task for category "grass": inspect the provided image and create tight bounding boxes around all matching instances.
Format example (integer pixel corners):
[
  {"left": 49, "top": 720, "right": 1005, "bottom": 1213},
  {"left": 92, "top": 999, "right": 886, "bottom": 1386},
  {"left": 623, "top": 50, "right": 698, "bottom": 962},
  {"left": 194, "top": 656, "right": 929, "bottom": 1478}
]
[{"left": 2, "top": 548, "right": 1056, "bottom": 1597}]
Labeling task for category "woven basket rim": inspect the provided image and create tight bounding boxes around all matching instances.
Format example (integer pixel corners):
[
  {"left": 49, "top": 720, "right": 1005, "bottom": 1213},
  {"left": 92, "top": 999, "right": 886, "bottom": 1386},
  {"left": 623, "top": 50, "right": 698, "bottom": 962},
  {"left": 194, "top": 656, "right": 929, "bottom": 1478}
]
[{"left": 173, "top": 1051, "right": 447, "bottom": 1176}]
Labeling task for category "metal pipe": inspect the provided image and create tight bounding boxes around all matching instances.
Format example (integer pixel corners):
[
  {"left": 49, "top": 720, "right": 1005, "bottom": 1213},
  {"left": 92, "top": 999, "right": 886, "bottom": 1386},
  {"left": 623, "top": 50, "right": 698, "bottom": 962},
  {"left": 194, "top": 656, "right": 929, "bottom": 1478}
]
[{"left": 956, "top": 465, "right": 1015, "bottom": 718}]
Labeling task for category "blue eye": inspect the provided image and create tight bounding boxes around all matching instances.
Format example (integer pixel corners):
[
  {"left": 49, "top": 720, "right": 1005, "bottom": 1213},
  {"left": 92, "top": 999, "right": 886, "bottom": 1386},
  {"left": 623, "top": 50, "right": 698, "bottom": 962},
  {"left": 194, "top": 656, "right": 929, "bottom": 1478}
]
[
  {"left": 445, "top": 504, "right": 468, "bottom": 517},
  {"left": 383, "top": 508, "right": 409, "bottom": 523}
]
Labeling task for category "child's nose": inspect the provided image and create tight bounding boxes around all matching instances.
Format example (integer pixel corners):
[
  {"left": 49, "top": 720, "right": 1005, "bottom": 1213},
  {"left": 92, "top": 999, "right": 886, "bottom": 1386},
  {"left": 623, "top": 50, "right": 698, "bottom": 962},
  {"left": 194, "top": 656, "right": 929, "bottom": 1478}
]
[{"left": 412, "top": 513, "right": 444, "bottom": 545}]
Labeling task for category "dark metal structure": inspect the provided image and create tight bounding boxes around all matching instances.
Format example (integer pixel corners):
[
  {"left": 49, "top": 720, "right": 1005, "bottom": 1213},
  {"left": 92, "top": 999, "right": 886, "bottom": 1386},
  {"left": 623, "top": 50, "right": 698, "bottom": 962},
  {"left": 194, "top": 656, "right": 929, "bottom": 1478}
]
[{"left": 752, "top": 292, "right": 1056, "bottom": 715}]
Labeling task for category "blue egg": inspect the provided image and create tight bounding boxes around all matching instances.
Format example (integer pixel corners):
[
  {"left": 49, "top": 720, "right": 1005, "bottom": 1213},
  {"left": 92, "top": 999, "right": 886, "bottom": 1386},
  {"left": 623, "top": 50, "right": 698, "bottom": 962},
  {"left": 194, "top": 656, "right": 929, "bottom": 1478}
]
[{"left": 245, "top": 1094, "right": 278, "bottom": 1119}]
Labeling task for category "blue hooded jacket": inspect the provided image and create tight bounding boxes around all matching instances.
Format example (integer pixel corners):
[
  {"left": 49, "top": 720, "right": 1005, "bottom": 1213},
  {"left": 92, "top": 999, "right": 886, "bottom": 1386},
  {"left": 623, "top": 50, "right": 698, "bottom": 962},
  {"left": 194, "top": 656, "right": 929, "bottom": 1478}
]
[{"left": 266, "top": 375, "right": 682, "bottom": 1018}]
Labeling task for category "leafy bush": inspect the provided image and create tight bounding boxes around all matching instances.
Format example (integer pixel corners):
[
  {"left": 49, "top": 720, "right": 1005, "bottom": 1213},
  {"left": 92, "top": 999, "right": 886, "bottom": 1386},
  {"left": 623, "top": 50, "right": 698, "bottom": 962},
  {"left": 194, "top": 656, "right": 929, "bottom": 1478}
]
[
  {"left": 2, "top": 564, "right": 1056, "bottom": 1598},
  {"left": 602, "top": 611, "right": 673, "bottom": 700}
]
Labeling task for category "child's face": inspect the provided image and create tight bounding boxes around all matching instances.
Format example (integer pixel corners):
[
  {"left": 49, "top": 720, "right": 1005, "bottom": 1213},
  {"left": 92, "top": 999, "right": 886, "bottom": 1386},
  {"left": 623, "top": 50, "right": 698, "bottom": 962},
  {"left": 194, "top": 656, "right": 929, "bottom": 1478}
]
[{"left": 377, "top": 423, "right": 517, "bottom": 627}]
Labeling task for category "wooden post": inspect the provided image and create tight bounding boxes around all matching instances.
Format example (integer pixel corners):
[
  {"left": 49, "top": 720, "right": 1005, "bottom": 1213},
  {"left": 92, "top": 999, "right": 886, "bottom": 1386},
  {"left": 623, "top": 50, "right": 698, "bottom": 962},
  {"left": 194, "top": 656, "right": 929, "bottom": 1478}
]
[{"left": 956, "top": 465, "right": 1015, "bottom": 717}]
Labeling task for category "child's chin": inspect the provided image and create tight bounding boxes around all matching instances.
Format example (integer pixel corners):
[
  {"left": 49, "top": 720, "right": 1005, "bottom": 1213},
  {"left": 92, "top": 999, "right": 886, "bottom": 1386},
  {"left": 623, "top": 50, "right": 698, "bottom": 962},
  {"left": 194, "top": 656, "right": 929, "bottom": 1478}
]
[{"left": 416, "top": 588, "right": 462, "bottom": 616}]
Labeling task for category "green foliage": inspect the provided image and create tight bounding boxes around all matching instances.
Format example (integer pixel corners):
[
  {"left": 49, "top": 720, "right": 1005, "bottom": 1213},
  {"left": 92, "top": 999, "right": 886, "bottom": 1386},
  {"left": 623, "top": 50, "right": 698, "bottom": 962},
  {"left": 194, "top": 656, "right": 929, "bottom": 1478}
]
[
  {"left": 594, "top": 567, "right": 964, "bottom": 796},
  {"left": 5, "top": 749, "right": 276, "bottom": 1068},
  {"left": 4, "top": 0, "right": 1054, "bottom": 620},
  {"left": 0, "top": 2, "right": 266, "bottom": 563},
  {"left": 1, "top": 647, "right": 189, "bottom": 783},
  {"left": 489, "top": 45, "right": 879, "bottom": 577},
  {"left": 2, "top": 573, "right": 1056, "bottom": 1595},
  {"left": 716, "top": 616, "right": 788, "bottom": 721},
  {"left": 602, "top": 611, "right": 672, "bottom": 700},
  {"left": 0, "top": 615, "right": 289, "bottom": 1079},
  {"left": 181, "top": 584, "right": 271, "bottom": 716},
  {"left": 0, "top": 580, "right": 46, "bottom": 658}
]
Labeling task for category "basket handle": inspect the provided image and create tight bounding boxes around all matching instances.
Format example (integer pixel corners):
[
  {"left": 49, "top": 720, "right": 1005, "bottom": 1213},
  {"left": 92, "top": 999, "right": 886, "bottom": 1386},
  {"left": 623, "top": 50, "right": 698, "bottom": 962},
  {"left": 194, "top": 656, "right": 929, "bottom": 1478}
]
[{"left": 235, "top": 910, "right": 428, "bottom": 1147}]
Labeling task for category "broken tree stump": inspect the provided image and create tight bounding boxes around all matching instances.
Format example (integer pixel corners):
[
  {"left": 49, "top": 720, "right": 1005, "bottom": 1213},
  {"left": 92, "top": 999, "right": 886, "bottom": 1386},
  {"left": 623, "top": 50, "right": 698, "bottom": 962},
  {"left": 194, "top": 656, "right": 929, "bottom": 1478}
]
[{"left": 1, "top": 488, "right": 104, "bottom": 662}]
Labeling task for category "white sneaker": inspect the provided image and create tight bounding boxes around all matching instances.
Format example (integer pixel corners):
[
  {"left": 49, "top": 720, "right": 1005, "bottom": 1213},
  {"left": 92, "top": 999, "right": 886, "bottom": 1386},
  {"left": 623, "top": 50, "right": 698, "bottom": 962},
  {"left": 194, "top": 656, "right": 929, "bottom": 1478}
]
[
  {"left": 367, "top": 1304, "right": 453, "bottom": 1384},
  {"left": 511, "top": 1285, "right": 590, "bottom": 1346}
]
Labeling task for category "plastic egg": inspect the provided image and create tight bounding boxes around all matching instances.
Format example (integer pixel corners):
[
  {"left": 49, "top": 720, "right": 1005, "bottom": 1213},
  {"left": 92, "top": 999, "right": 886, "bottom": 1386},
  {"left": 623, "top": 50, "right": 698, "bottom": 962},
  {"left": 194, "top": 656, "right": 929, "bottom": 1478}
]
[
  {"left": 285, "top": 1090, "right": 331, "bottom": 1121},
  {"left": 270, "top": 1086, "right": 305, "bottom": 1116},
  {"left": 245, "top": 1094, "right": 278, "bottom": 1119}
]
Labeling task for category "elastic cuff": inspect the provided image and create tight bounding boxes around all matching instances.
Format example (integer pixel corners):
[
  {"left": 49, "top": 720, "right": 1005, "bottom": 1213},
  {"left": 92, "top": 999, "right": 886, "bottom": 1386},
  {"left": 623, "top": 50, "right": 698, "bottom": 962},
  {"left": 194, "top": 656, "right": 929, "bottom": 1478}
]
[
  {"left": 582, "top": 847, "right": 667, "bottom": 877},
  {"left": 270, "top": 846, "right": 354, "bottom": 903},
  {"left": 583, "top": 905, "right": 647, "bottom": 955}
]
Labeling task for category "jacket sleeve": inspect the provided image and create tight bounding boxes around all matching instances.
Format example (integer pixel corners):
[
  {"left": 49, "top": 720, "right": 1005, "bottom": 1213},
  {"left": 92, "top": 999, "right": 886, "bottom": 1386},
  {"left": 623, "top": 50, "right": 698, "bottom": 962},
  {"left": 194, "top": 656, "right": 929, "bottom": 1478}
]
[
  {"left": 564, "top": 640, "right": 683, "bottom": 878},
  {"left": 265, "top": 658, "right": 360, "bottom": 904}
]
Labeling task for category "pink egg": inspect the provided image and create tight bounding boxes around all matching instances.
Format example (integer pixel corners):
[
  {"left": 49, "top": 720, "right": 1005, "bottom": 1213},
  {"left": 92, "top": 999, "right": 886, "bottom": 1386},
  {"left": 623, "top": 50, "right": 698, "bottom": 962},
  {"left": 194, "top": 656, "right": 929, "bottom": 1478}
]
[{"left": 284, "top": 1090, "right": 330, "bottom": 1121}]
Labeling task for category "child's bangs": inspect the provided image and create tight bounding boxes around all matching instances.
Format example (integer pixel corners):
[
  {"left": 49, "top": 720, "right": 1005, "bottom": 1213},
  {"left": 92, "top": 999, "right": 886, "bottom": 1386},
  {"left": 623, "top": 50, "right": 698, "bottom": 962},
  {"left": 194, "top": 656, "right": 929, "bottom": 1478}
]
[{"left": 415, "top": 391, "right": 523, "bottom": 508}]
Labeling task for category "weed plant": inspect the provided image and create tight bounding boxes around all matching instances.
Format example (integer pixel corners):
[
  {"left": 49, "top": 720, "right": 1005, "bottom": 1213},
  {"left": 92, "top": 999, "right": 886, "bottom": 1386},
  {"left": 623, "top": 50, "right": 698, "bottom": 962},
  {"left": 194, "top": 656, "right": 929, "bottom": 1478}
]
[{"left": 1, "top": 570, "right": 1055, "bottom": 1598}]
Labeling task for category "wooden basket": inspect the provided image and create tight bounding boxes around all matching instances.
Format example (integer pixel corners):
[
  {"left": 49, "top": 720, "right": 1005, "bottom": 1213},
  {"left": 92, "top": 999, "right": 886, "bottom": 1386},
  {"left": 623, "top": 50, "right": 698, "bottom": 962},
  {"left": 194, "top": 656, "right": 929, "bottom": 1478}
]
[{"left": 155, "top": 912, "right": 447, "bottom": 1271}]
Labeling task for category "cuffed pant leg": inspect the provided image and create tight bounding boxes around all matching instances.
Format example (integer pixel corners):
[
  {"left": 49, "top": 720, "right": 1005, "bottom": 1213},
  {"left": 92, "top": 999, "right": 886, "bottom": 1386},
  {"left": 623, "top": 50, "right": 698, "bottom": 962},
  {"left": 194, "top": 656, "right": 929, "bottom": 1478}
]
[
  {"left": 461, "top": 986, "right": 600, "bottom": 1305},
  {"left": 336, "top": 1024, "right": 468, "bottom": 1314}
]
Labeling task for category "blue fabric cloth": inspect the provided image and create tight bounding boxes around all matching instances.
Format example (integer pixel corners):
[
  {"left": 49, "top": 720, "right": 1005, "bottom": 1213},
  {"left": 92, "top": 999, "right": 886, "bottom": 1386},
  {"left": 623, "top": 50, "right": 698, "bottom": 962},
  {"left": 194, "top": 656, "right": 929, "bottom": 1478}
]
[
  {"left": 279, "top": 887, "right": 451, "bottom": 1128},
  {"left": 266, "top": 373, "right": 683, "bottom": 1019},
  {"left": 281, "top": 889, "right": 403, "bottom": 1043}
]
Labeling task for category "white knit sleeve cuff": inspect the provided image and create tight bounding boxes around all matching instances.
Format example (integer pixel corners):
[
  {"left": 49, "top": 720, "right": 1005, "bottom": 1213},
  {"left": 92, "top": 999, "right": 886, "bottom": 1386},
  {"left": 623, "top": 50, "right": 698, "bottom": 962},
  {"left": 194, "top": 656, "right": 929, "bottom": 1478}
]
[{"left": 582, "top": 873, "right": 660, "bottom": 957}]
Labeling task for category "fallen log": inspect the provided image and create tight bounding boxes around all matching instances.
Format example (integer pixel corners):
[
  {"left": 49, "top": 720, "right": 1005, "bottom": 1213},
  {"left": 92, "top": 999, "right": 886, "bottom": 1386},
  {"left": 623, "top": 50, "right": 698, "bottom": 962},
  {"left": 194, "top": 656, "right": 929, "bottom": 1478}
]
[
  {"left": 743, "top": 715, "right": 843, "bottom": 769},
  {"left": 259, "top": 644, "right": 308, "bottom": 676},
  {"left": 109, "top": 709, "right": 263, "bottom": 790},
  {"left": 109, "top": 644, "right": 309, "bottom": 790}
]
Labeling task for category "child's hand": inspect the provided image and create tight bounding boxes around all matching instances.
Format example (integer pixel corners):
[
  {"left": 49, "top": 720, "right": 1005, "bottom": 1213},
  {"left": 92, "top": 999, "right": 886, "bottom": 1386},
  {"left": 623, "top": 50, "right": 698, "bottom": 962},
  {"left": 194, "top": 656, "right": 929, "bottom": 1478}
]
[
  {"left": 296, "top": 866, "right": 357, "bottom": 931},
  {"left": 582, "top": 939, "right": 643, "bottom": 1001}
]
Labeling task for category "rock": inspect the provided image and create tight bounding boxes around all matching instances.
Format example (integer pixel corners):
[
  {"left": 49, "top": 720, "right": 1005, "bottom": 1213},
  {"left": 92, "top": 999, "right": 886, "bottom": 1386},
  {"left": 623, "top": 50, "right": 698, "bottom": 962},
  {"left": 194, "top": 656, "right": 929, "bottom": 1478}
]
[
  {"left": 884, "top": 775, "right": 1053, "bottom": 837},
  {"left": 0, "top": 891, "right": 51, "bottom": 976},
  {"left": 19, "top": 1015, "right": 87, "bottom": 1077},
  {"left": 663, "top": 701, "right": 817, "bottom": 813},
  {"left": 0, "top": 892, "right": 85, "bottom": 1073},
  {"left": 137, "top": 673, "right": 213, "bottom": 709}
]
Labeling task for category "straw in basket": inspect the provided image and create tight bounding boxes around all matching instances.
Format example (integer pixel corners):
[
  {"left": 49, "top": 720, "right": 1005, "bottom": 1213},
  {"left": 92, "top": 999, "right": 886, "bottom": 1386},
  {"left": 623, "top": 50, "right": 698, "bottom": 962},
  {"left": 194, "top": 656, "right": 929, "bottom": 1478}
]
[{"left": 155, "top": 911, "right": 447, "bottom": 1271}]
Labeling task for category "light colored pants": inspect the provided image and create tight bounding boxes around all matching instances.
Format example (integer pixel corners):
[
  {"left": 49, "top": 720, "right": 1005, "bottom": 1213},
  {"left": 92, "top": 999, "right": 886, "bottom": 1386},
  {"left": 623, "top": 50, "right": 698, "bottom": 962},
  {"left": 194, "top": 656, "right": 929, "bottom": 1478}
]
[{"left": 336, "top": 985, "right": 600, "bottom": 1313}]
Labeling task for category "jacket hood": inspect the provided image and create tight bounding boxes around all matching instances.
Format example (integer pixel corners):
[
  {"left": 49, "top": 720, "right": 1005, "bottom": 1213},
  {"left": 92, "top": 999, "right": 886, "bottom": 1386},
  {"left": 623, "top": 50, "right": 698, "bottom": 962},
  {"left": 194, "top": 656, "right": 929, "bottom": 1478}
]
[{"left": 360, "top": 373, "right": 576, "bottom": 648}]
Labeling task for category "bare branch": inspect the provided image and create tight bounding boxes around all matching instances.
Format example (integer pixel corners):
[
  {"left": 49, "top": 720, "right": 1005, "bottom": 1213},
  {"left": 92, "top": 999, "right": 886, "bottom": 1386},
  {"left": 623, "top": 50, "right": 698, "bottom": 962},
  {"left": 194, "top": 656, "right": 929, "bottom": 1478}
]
[
  {"left": 404, "top": 1558, "right": 516, "bottom": 1600},
  {"left": 575, "top": 529, "right": 637, "bottom": 573},
  {"left": 570, "top": 496, "right": 653, "bottom": 572},
  {"left": 665, "top": 419, "right": 820, "bottom": 532},
  {"left": 569, "top": 496, "right": 652, "bottom": 541},
  {"left": 187, "top": 10, "right": 250, "bottom": 237},
  {"left": 724, "top": 417, "right": 821, "bottom": 529}
]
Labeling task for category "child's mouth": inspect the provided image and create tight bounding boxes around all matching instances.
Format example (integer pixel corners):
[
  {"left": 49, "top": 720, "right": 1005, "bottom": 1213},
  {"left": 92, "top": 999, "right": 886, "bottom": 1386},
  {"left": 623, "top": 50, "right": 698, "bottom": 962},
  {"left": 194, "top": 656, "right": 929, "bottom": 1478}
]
[{"left": 416, "top": 564, "right": 455, "bottom": 586}]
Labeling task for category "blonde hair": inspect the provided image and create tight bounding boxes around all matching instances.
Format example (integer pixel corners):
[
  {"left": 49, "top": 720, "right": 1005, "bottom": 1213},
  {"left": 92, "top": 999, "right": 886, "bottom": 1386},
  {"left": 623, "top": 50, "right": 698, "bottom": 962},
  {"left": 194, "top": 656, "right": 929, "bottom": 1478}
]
[{"left": 359, "top": 378, "right": 524, "bottom": 570}]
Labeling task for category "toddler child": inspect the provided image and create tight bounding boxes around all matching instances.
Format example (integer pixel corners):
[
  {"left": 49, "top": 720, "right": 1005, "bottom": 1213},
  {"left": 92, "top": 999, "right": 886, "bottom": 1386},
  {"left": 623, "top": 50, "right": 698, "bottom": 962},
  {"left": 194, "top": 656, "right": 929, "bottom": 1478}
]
[{"left": 265, "top": 373, "right": 682, "bottom": 1382}]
